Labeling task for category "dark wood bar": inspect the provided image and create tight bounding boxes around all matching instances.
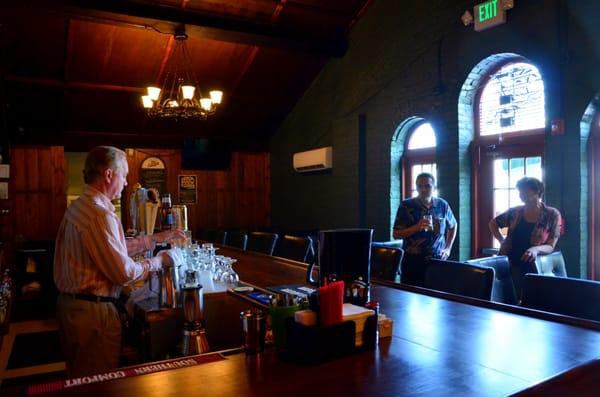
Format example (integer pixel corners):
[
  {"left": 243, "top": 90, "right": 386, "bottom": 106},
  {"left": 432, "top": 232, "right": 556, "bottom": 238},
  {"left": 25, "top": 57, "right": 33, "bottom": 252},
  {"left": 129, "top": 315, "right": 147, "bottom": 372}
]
[
  {"left": 24, "top": 284, "right": 600, "bottom": 397},
  {"left": 7, "top": 247, "right": 598, "bottom": 397}
]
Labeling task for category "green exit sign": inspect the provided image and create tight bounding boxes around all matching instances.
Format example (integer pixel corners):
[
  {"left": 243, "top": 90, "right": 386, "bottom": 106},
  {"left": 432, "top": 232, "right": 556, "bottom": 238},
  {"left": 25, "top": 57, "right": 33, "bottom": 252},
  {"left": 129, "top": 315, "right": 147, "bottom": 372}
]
[{"left": 474, "top": 0, "right": 506, "bottom": 31}]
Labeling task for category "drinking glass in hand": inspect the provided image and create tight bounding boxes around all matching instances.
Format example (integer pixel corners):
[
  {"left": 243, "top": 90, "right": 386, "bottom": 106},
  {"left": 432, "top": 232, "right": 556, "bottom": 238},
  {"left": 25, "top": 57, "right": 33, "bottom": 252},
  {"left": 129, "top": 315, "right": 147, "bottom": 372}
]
[{"left": 422, "top": 215, "right": 433, "bottom": 232}]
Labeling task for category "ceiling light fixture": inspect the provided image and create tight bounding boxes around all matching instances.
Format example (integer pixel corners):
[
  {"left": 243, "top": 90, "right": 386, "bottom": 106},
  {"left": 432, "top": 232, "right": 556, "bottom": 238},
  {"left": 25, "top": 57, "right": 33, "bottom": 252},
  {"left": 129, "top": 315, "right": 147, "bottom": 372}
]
[{"left": 141, "top": 27, "right": 223, "bottom": 119}]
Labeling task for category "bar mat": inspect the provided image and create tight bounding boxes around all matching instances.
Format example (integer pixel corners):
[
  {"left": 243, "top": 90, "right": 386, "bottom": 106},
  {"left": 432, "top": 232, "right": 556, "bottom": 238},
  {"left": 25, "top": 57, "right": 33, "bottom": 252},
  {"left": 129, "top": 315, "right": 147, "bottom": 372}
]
[
  {"left": 24, "top": 353, "right": 226, "bottom": 396},
  {"left": 7, "top": 331, "right": 63, "bottom": 369}
]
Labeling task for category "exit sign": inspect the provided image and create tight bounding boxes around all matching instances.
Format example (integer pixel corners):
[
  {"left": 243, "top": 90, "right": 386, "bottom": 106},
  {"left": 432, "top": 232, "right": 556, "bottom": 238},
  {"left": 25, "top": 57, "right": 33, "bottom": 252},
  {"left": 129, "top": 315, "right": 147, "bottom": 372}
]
[{"left": 474, "top": 0, "right": 506, "bottom": 31}]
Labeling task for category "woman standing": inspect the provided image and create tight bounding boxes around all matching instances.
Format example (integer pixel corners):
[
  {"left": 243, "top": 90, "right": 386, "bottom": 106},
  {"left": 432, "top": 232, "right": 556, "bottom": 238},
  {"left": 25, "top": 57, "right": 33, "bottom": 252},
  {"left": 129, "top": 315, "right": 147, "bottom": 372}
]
[{"left": 488, "top": 177, "right": 562, "bottom": 301}]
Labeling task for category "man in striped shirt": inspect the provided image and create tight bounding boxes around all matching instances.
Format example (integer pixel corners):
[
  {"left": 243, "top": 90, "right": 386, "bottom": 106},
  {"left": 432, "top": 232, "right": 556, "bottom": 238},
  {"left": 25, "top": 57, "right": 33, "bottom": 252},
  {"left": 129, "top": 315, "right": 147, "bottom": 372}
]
[{"left": 54, "top": 146, "right": 184, "bottom": 377}]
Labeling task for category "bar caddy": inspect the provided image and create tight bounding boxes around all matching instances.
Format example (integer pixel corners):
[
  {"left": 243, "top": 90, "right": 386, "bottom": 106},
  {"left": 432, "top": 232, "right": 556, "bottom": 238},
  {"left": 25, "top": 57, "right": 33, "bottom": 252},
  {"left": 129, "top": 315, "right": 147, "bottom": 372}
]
[{"left": 284, "top": 229, "right": 377, "bottom": 362}]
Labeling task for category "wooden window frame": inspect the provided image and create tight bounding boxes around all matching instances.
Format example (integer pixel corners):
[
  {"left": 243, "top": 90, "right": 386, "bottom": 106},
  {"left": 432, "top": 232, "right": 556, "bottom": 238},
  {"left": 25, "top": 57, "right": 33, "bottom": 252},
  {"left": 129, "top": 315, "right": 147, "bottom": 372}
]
[
  {"left": 589, "top": 112, "right": 600, "bottom": 280},
  {"left": 472, "top": 62, "right": 546, "bottom": 257}
]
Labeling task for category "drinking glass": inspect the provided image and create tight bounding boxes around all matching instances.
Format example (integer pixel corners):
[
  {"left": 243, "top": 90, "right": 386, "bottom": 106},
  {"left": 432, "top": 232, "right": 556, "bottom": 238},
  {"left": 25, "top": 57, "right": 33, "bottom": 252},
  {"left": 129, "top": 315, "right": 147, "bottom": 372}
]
[
  {"left": 212, "top": 255, "right": 226, "bottom": 281},
  {"left": 422, "top": 214, "right": 433, "bottom": 231},
  {"left": 219, "top": 258, "right": 239, "bottom": 285},
  {"left": 184, "top": 230, "right": 192, "bottom": 247}
]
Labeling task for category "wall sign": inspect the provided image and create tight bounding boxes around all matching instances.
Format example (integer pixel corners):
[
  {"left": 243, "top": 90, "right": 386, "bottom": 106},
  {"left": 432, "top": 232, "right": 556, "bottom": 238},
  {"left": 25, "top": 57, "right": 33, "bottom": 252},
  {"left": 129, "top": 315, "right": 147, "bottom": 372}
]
[
  {"left": 178, "top": 175, "right": 197, "bottom": 205},
  {"left": 474, "top": 0, "right": 506, "bottom": 31},
  {"left": 140, "top": 157, "right": 167, "bottom": 195}
]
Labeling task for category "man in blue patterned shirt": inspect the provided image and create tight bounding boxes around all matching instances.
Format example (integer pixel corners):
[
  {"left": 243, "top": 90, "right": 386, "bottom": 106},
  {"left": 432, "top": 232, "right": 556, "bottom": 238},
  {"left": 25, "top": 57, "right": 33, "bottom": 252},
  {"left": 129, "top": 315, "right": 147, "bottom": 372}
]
[{"left": 393, "top": 173, "right": 457, "bottom": 286}]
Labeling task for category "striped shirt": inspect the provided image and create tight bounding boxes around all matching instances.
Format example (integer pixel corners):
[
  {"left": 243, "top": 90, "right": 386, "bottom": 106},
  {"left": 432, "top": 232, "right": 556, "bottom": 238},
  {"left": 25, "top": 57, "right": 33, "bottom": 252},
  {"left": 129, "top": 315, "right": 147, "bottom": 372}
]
[{"left": 54, "top": 185, "right": 162, "bottom": 298}]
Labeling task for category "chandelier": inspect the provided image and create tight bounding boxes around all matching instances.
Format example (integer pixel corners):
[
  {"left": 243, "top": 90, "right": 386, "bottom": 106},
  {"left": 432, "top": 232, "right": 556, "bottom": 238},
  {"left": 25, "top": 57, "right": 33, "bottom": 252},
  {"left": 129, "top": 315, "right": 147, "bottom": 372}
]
[{"left": 141, "top": 28, "right": 223, "bottom": 119}]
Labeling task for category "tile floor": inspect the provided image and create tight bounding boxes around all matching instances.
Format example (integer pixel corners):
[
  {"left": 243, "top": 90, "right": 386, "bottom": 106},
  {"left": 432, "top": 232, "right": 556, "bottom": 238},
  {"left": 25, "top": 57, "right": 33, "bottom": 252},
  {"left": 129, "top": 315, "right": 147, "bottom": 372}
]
[{"left": 0, "top": 319, "right": 66, "bottom": 389}]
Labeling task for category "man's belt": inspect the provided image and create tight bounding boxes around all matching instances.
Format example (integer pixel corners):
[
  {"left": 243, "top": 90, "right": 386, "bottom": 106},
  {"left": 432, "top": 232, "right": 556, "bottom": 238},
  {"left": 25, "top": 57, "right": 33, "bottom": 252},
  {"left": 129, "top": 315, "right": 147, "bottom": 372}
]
[{"left": 63, "top": 292, "right": 117, "bottom": 303}]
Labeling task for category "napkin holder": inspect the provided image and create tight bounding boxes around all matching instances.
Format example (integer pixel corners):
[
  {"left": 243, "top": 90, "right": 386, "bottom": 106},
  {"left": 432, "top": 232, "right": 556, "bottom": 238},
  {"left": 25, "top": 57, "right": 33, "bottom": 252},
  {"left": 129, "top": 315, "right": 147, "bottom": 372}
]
[{"left": 283, "top": 314, "right": 377, "bottom": 363}]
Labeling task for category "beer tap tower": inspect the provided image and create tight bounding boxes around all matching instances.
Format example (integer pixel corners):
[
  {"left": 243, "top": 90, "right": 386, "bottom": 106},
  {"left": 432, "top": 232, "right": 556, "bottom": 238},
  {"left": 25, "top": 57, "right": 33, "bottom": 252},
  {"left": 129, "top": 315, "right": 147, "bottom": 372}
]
[{"left": 129, "top": 184, "right": 160, "bottom": 239}]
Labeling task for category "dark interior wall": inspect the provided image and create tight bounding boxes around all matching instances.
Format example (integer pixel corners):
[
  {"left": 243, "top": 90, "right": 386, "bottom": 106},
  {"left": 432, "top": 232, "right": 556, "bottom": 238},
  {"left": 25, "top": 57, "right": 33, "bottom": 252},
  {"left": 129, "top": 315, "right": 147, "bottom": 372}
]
[{"left": 270, "top": 0, "right": 600, "bottom": 275}]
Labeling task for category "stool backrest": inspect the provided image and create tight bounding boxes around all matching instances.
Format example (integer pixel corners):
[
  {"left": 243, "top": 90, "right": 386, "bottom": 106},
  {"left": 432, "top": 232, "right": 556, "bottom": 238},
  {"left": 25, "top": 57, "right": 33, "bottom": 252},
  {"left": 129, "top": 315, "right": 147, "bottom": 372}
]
[
  {"left": 371, "top": 246, "right": 403, "bottom": 282},
  {"left": 521, "top": 274, "right": 600, "bottom": 321},
  {"left": 275, "top": 235, "right": 312, "bottom": 262},
  {"left": 225, "top": 231, "right": 248, "bottom": 250},
  {"left": 424, "top": 259, "right": 495, "bottom": 300},
  {"left": 465, "top": 256, "right": 517, "bottom": 305},
  {"left": 246, "top": 232, "right": 278, "bottom": 256},
  {"left": 534, "top": 251, "right": 567, "bottom": 277}
]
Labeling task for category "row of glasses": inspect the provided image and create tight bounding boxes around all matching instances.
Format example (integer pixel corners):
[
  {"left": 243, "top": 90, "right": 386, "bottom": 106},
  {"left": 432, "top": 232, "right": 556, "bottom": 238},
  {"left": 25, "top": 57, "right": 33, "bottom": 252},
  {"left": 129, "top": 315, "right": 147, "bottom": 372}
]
[
  {"left": 175, "top": 241, "right": 239, "bottom": 287},
  {"left": 212, "top": 256, "right": 239, "bottom": 284}
]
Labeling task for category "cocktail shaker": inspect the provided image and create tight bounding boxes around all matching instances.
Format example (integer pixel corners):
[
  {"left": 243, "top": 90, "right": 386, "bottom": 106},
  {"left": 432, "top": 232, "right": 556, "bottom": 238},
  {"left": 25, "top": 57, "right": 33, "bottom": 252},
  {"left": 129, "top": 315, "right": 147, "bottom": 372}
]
[
  {"left": 157, "top": 264, "right": 179, "bottom": 309},
  {"left": 181, "top": 285, "right": 209, "bottom": 356},
  {"left": 240, "top": 309, "right": 266, "bottom": 355}
]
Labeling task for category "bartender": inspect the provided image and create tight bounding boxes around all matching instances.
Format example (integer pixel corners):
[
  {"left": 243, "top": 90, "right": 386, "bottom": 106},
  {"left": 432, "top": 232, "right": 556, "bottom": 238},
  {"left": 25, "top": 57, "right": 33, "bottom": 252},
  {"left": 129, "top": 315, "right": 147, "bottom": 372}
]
[{"left": 54, "top": 146, "right": 185, "bottom": 377}]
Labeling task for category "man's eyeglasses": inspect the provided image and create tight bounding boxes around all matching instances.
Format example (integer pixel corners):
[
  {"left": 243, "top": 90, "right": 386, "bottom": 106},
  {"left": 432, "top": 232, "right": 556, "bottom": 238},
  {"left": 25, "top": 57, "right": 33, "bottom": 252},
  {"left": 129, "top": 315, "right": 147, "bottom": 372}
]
[{"left": 416, "top": 184, "right": 433, "bottom": 189}]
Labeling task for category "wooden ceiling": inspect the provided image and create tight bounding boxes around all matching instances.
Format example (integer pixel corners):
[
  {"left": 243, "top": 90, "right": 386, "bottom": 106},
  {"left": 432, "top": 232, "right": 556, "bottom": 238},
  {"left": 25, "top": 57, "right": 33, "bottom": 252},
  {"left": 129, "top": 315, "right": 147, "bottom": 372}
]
[{"left": 0, "top": 0, "right": 372, "bottom": 150}]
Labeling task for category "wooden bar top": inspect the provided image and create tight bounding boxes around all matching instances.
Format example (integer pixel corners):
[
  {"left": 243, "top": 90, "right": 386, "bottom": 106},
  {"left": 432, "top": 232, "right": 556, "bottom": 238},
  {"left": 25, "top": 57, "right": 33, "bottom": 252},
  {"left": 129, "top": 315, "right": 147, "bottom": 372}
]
[{"left": 36, "top": 281, "right": 600, "bottom": 397}]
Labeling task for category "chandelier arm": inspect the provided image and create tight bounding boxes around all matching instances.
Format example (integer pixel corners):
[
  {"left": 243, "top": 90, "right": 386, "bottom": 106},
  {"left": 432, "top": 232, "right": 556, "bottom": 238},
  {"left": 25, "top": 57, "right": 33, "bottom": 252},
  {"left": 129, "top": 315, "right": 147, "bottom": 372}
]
[
  {"left": 169, "top": 43, "right": 180, "bottom": 104},
  {"left": 183, "top": 41, "right": 200, "bottom": 97}
]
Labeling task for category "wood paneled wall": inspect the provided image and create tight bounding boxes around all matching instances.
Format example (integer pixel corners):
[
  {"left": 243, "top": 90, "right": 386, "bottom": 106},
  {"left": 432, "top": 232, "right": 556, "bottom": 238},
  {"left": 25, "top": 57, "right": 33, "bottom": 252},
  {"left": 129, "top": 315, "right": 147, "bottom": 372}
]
[
  {"left": 0, "top": 146, "right": 270, "bottom": 265},
  {"left": 10, "top": 146, "right": 66, "bottom": 242},
  {"left": 124, "top": 148, "right": 271, "bottom": 234}
]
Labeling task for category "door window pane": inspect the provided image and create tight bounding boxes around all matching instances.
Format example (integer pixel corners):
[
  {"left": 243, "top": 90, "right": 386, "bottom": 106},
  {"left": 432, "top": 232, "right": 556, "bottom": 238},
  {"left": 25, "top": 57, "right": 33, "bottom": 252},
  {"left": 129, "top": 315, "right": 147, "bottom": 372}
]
[
  {"left": 509, "top": 158, "right": 525, "bottom": 184},
  {"left": 493, "top": 189, "right": 510, "bottom": 216},
  {"left": 526, "top": 156, "right": 542, "bottom": 180},
  {"left": 509, "top": 188, "right": 521, "bottom": 207},
  {"left": 493, "top": 159, "right": 509, "bottom": 189},
  {"left": 410, "top": 163, "right": 437, "bottom": 197},
  {"left": 491, "top": 156, "right": 543, "bottom": 247}
]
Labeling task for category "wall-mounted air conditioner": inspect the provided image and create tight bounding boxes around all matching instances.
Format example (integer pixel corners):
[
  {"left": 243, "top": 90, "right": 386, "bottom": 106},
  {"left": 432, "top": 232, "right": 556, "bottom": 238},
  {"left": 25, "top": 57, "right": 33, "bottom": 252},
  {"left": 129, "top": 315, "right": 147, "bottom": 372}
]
[{"left": 293, "top": 146, "right": 333, "bottom": 173}]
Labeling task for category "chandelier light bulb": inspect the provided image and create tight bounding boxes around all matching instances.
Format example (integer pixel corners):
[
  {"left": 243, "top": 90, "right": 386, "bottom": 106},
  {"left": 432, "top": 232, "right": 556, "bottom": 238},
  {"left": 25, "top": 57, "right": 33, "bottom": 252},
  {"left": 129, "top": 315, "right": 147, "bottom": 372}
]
[
  {"left": 200, "top": 98, "right": 212, "bottom": 111},
  {"left": 209, "top": 90, "right": 223, "bottom": 104},
  {"left": 167, "top": 100, "right": 179, "bottom": 108},
  {"left": 181, "top": 85, "right": 196, "bottom": 100},
  {"left": 147, "top": 86, "right": 161, "bottom": 101},
  {"left": 141, "top": 95, "right": 153, "bottom": 108}
]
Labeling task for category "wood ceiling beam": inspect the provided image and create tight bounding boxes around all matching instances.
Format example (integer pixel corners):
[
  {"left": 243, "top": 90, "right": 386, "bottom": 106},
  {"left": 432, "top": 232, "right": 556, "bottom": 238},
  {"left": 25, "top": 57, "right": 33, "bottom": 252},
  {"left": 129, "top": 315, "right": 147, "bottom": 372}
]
[
  {"left": 4, "top": 74, "right": 260, "bottom": 102},
  {"left": 11, "top": 0, "right": 347, "bottom": 57},
  {"left": 4, "top": 75, "right": 146, "bottom": 93},
  {"left": 61, "top": 130, "right": 269, "bottom": 151},
  {"left": 230, "top": 0, "right": 287, "bottom": 95}
]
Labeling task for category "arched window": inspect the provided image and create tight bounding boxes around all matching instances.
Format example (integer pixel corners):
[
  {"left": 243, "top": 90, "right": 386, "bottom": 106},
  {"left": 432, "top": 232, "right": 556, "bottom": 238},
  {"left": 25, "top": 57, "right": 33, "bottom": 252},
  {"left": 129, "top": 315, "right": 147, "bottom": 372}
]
[
  {"left": 479, "top": 62, "right": 545, "bottom": 136},
  {"left": 403, "top": 122, "right": 437, "bottom": 197},
  {"left": 586, "top": 100, "right": 600, "bottom": 280},
  {"left": 473, "top": 61, "right": 546, "bottom": 254}
]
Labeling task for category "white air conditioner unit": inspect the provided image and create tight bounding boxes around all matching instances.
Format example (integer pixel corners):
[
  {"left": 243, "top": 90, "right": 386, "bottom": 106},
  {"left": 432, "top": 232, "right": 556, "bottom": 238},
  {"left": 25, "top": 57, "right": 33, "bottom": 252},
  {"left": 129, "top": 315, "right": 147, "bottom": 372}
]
[{"left": 293, "top": 146, "right": 333, "bottom": 173}]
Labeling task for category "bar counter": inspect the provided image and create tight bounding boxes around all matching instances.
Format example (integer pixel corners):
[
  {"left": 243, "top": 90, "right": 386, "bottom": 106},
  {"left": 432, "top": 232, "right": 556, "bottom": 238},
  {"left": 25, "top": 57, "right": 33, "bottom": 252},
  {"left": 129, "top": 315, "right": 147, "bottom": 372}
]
[
  {"left": 15, "top": 247, "right": 600, "bottom": 396},
  {"left": 34, "top": 279, "right": 600, "bottom": 396}
]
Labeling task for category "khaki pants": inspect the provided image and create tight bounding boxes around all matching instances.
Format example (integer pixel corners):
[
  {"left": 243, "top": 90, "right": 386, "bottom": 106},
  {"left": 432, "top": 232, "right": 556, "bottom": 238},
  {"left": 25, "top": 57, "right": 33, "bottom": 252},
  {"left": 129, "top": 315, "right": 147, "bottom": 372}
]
[{"left": 56, "top": 294, "right": 121, "bottom": 378}]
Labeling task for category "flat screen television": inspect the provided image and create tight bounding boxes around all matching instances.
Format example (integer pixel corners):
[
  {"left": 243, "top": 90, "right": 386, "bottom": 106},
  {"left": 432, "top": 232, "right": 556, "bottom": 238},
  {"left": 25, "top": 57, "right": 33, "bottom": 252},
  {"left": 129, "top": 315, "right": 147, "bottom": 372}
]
[{"left": 181, "top": 138, "right": 231, "bottom": 170}]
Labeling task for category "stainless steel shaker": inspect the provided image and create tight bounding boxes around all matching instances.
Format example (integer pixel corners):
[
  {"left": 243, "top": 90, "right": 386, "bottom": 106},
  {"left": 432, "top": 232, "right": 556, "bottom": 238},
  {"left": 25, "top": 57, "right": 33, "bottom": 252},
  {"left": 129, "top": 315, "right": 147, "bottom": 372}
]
[
  {"left": 182, "top": 285, "right": 204, "bottom": 325},
  {"left": 240, "top": 309, "right": 266, "bottom": 355},
  {"left": 157, "top": 264, "right": 179, "bottom": 309},
  {"left": 181, "top": 285, "right": 210, "bottom": 356}
]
